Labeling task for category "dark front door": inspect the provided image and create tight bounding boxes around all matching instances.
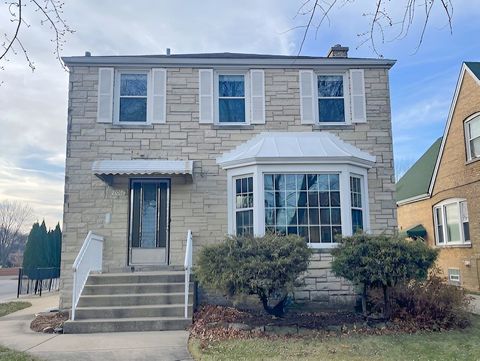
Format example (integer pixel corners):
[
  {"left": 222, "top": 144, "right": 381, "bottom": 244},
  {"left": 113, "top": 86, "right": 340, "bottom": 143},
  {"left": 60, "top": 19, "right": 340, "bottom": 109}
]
[{"left": 129, "top": 179, "right": 170, "bottom": 265}]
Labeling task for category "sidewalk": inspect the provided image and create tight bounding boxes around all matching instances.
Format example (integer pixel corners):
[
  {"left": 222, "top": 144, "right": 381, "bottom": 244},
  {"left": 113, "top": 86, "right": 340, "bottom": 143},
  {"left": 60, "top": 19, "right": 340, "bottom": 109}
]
[{"left": 0, "top": 294, "right": 193, "bottom": 361}]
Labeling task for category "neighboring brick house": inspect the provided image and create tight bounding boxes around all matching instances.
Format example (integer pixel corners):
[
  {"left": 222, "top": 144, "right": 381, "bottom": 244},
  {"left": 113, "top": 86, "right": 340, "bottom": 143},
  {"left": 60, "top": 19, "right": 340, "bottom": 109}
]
[
  {"left": 60, "top": 46, "right": 397, "bottom": 333},
  {"left": 397, "top": 62, "right": 480, "bottom": 291}
]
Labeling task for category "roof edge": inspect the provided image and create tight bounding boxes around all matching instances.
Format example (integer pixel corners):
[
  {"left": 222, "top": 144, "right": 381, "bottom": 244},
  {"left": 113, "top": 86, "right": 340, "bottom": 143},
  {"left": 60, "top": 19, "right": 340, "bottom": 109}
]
[
  {"left": 61, "top": 55, "right": 396, "bottom": 69},
  {"left": 396, "top": 193, "right": 430, "bottom": 206}
]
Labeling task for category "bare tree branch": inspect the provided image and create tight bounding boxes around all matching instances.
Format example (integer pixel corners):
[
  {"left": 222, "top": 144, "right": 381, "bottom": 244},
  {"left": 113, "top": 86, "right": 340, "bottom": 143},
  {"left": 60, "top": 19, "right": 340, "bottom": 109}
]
[
  {"left": 0, "top": 200, "right": 33, "bottom": 267},
  {"left": 1, "top": 0, "right": 74, "bottom": 73},
  {"left": 291, "top": 0, "right": 454, "bottom": 57}
]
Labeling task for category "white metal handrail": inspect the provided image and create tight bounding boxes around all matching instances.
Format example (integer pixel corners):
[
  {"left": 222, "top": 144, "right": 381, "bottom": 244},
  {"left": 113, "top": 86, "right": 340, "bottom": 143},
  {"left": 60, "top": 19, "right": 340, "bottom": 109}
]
[
  {"left": 71, "top": 231, "right": 104, "bottom": 320},
  {"left": 184, "top": 229, "right": 193, "bottom": 319}
]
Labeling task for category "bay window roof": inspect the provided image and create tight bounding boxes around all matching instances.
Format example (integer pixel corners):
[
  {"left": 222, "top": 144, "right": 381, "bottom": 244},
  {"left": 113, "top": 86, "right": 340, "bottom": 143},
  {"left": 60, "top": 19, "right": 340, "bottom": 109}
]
[{"left": 216, "top": 132, "right": 376, "bottom": 169}]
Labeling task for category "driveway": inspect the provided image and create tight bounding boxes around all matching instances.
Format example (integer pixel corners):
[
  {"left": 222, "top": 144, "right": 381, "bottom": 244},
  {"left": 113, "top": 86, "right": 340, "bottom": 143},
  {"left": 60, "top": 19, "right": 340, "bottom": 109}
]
[
  {"left": 0, "top": 275, "right": 18, "bottom": 302},
  {"left": 0, "top": 294, "right": 193, "bottom": 361}
]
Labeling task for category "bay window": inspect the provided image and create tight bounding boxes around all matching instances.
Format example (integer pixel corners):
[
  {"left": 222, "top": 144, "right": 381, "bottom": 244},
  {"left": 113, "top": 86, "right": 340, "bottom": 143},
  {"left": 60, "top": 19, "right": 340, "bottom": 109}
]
[
  {"left": 234, "top": 176, "right": 254, "bottom": 237},
  {"left": 433, "top": 199, "right": 470, "bottom": 246}
]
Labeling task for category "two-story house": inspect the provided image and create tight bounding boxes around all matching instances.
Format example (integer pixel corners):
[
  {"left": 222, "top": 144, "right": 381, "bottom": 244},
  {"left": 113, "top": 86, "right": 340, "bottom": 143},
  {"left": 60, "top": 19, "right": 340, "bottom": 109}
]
[
  {"left": 397, "top": 62, "right": 480, "bottom": 291},
  {"left": 60, "top": 45, "right": 397, "bottom": 333}
]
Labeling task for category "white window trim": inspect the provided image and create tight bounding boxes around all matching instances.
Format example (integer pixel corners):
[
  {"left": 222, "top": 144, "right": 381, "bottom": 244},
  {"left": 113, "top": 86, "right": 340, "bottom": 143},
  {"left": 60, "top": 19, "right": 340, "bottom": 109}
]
[
  {"left": 233, "top": 174, "right": 254, "bottom": 237},
  {"left": 433, "top": 198, "right": 470, "bottom": 247},
  {"left": 214, "top": 70, "right": 251, "bottom": 125},
  {"left": 448, "top": 268, "right": 461, "bottom": 284},
  {"left": 315, "top": 72, "right": 351, "bottom": 125},
  {"left": 350, "top": 173, "right": 367, "bottom": 233},
  {"left": 113, "top": 69, "right": 152, "bottom": 125},
  {"left": 226, "top": 163, "right": 370, "bottom": 249},
  {"left": 464, "top": 113, "right": 480, "bottom": 162}
]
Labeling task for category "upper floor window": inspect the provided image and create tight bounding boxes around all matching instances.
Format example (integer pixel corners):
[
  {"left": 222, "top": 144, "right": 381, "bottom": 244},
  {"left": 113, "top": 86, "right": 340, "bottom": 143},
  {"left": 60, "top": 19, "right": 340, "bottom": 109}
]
[
  {"left": 433, "top": 199, "right": 470, "bottom": 246},
  {"left": 465, "top": 114, "right": 480, "bottom": 161},
  {"left": 317, "top": 75, "right": 346, "bottom": 123},
  {"left": 116, "top": 72, "right": 149, "bottom": 123},
  {"left": 217, "top": 73, "right": 247, "bottom": 124}
]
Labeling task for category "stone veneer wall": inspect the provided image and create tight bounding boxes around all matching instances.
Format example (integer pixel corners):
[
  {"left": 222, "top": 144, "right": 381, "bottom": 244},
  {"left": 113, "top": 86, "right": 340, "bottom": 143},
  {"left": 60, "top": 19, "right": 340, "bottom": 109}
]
[{"left": 60, "top": 65, "right": 396, "bottom": 309}]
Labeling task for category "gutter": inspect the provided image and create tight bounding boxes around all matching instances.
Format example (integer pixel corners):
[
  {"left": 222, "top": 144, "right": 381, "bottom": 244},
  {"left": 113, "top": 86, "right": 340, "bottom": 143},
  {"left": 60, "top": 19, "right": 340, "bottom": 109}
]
[{"left": 396, "top": 193, "right": 430, "bottom": 206}]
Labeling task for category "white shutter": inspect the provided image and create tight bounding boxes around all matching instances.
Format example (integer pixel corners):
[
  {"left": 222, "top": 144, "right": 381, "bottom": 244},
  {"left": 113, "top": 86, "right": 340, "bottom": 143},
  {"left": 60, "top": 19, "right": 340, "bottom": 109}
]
[
  {"left": 151, "top": 68, "right": 167, "bottom": 124},
  {"left": 97, "top": 68, "right": 114, "bottom": 123},
  {"left": 299, "top": 70, "right": 315, "bottom": 124},
  {"left": 250, "top": 69, "right": 265, "bottom": 124},
  {"left": 350, "top": 69, "right": 367, "bottom": 123},
  {"left": 199, "top": 69, "right": 214, "bottom": 123}
]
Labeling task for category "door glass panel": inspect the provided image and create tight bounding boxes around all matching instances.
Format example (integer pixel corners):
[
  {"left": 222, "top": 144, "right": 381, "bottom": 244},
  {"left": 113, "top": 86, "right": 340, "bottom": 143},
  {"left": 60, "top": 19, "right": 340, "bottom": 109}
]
[{"left": 141, "top": 183, "right": 157, "bottom": 248}]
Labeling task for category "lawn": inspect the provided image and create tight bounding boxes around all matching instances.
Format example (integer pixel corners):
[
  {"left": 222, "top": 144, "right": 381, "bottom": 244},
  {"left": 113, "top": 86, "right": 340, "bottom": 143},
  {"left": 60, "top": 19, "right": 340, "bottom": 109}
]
[
  {"left": 190, "top": 315, "right": 480, "bottom": 361},
  {"left": 0, "top": 302, "right": 32, "bottom": 318},
  {"left": 0, "top": 346, "right": 39, "bottom": 361}
]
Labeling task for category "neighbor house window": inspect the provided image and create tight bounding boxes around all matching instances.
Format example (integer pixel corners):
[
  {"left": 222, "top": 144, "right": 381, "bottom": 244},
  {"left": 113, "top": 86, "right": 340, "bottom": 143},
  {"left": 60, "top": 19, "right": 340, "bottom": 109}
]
[
  {"left": 117, "top": 72, "right": 148, "bottom": 123},
  {"left": 235, "top": 176, "right": 254, "bottom": 236},
  {"left": 317, "top": 75, "right": 345, "bottom": 122},
  {"left": 218, "top": 74, "right": 246, "bottom": 123},
  {"left": 350, "top": 176, "right": 363, "bottom": 234},
  {"left": 433, "top": 199, "right": 470, "bottom": 245},
  {"left": 264, "top": 174, "right": 342, "bottom": 244},
  {"left": 465, "top": 114, "right": 480, "bottom": 161},
  {"left": 448, "top": 268, "right": 461, "bottom": 285}
]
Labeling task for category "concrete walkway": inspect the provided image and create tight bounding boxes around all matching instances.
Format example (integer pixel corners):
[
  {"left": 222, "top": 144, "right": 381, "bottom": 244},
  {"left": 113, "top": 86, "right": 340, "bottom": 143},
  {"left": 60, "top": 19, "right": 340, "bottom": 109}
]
[{"left": 0, "top": 294, "right": 193, "bottom": 361}]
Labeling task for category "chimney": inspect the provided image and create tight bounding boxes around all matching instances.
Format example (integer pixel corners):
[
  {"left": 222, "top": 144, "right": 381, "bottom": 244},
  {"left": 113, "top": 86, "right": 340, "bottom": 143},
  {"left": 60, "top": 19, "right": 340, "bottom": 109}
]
[
  {"left": 85, "top": 51, "right": 91, "bottom": 57},
  {"left": 166, "top": 48, "right": 171, "bottom": 56},
  {"left": 327, "top": 44, "right": 348, "bottom": 58}
]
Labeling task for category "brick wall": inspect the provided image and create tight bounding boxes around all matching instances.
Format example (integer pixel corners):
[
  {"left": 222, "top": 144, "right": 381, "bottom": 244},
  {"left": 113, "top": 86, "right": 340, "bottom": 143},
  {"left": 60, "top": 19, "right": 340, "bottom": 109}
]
[
  {"left": 397, "top": 70, "right": 480, "bottom": 291},
  {"left": 60, "top": 65, "right": 396, "bottom": 308}
]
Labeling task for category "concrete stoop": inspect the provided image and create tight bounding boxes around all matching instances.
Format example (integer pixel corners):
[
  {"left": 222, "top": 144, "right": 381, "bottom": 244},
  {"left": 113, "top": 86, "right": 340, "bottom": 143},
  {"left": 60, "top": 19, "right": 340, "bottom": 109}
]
[{"left": 63, "top": 271, "right": 193, "bottom": 333}]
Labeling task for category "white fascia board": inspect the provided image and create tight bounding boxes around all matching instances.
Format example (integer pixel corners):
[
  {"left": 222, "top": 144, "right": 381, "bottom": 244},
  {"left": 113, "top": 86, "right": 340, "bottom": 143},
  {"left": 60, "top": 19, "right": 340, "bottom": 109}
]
[
  {"left": 428, "top": 63, "right": 472, "bottom": 195},
  {"left": 396, "top": 193, "right": 430, "bottom": 206},
  {"left": 218, "top": 156, "right": 376, "bottom": 170}
]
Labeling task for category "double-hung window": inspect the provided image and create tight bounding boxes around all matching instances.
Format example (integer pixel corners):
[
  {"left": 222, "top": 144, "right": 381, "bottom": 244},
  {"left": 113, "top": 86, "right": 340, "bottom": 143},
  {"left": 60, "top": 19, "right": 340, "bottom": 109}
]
[
  {"left": 317, "top": 75, "right": 346, "bottom": 123},
  {"left": 116, "top": 72, "right": 149, "bottom": 123},
  {"left": 235, "top": 176, "right": 254, "bottom": 236},
  {"left": 350, "top": 176, "right": 363, "bottom": 233},
  {"left": 218, "top": 74, "right": 246, "bottom": 123},
  {"left": 433, "top": 199, "right": 470, "bottom": 246},
  {"left": 465, "top": 114, "right": 480, "bottom": 161}
]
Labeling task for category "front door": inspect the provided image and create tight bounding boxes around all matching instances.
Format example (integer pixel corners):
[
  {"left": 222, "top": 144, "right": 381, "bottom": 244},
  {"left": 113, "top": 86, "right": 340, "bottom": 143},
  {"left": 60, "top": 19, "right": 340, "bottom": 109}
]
[{"left": 129, "top": 179, "right": 170, "bottom": 265}]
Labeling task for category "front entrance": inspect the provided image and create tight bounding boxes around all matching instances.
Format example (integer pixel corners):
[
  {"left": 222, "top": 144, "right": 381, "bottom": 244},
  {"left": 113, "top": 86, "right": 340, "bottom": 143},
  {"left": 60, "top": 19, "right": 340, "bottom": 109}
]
[{"left": 129, "top": 179, "right": 170, "bottom": 265}]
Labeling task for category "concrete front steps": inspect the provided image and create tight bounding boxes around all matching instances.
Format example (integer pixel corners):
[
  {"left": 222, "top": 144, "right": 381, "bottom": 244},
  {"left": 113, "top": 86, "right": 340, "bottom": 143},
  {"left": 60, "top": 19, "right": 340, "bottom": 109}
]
[{"left": 63, "top": 271, "right": 193, "bottom": 334}]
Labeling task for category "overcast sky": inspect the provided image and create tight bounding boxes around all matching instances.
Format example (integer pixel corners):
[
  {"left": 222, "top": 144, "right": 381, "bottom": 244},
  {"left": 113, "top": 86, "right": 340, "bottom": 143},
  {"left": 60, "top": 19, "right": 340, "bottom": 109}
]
[{"left": 0, "top": 1, "right": 479, "bottom": 228}]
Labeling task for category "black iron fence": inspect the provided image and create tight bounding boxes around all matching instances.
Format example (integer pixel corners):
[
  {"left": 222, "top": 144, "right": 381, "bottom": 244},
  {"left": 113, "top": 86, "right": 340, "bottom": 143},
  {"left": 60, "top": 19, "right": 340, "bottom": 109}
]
[{"left": 17, "top": 267, "right": 60, "bottom": 297}]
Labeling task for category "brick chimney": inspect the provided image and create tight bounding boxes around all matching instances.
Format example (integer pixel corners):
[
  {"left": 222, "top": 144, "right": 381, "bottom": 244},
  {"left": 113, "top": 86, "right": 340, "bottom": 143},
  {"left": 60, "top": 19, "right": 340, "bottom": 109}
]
[{"left": 327, "top": 44, "right": 349, "bottom": 58}]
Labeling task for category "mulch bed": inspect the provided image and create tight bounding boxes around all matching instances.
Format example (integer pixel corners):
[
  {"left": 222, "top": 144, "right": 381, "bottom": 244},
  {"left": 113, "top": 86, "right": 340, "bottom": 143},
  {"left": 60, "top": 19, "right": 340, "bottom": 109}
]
[
  {"left": 189, "top": 304, "right": 449, "bottom": 345},
  {"left": 30, "top": 311, "right": 69, "bottom": 333}
]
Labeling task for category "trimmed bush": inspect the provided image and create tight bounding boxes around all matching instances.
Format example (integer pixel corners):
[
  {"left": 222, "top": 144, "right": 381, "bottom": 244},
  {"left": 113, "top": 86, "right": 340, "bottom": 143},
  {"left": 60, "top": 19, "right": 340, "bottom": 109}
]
[
  {"left": 389, "top": 267, "right": 471, "bottom": 329},
  {"left": 196, "top": 234, "right": 312, "bottom": 317},
  {"left": 331, "top": 233, "right": 438, "bottom": 318}
]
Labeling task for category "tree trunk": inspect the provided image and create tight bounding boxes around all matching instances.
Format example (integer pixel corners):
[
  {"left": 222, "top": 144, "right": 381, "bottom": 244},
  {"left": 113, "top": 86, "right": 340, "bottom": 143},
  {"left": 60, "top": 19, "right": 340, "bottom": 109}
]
[
  {"left": 382, "top": 285, "right": 389, "bottom": 320},
  {"left": 361, "top": 283, "right": 368, "bottom": 317},
  {"left": 259, "top": 294, "right": 287, "bottom": 317}
]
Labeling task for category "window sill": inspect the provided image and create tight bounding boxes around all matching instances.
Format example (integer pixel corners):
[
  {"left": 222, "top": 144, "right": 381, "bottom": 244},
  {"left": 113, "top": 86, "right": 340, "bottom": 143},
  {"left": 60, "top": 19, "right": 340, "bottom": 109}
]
[
  {"left": 313, "top": 124, "right": 355, "bottom": 130},
  {"left": 435, "top": 243, "right": 472, "bottom": 249},
  {"left": 112, "top": 123, "right": 154, "bottom": 129},
  {"left": 466, "top": 157, "right": 480, "bottom": 165},
  {"left": 213, "top": 125, "right": 254, "bottom": 130}
]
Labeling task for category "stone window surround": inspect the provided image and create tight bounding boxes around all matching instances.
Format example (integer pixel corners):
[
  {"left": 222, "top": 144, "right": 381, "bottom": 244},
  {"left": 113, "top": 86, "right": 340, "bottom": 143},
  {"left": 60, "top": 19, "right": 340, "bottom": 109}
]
[
  {"left": 433, "top": 198, "right": 470, "bottom": 247},
  {"left": 226, "top": 163, "right": 370, "bottom": 249},
  {"left": 464, "top": 112, "right": 480, "bottom": 162}
]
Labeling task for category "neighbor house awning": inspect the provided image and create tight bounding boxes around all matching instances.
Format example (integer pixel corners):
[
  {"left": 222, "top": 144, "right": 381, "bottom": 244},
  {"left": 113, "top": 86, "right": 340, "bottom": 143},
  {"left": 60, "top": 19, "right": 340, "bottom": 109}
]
[
  {"left": 406, "top": 224, "right": 427, "bottom": 239},
  {"left": 216, "top": 132, "right": 376, "bottom": 169},
  {"left": 92, "top": 160, "right": 194, "bottom": 183}
]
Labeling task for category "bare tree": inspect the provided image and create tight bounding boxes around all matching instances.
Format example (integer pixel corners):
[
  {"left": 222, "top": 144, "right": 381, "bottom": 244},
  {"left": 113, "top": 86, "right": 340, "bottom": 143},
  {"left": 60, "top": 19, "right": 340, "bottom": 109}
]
[
  {"left": 294, "top": 0, "right": 453, "bottom": 56},
  {"left": 0, "top": 200, "right": 33, "bottom": 267},
  {"left": 1, "top": 0, "right": 73, "bottom": 73}
]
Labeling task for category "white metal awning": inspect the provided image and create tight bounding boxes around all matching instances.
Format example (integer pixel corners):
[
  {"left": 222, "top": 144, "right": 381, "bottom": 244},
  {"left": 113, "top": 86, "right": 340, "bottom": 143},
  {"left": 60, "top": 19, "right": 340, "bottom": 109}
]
[
  {"left": 92, "top": 160, "right": 194, "bottom": 182},
  {"left": 216, "top": 132, "right": 376, "bottom": 169}
]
